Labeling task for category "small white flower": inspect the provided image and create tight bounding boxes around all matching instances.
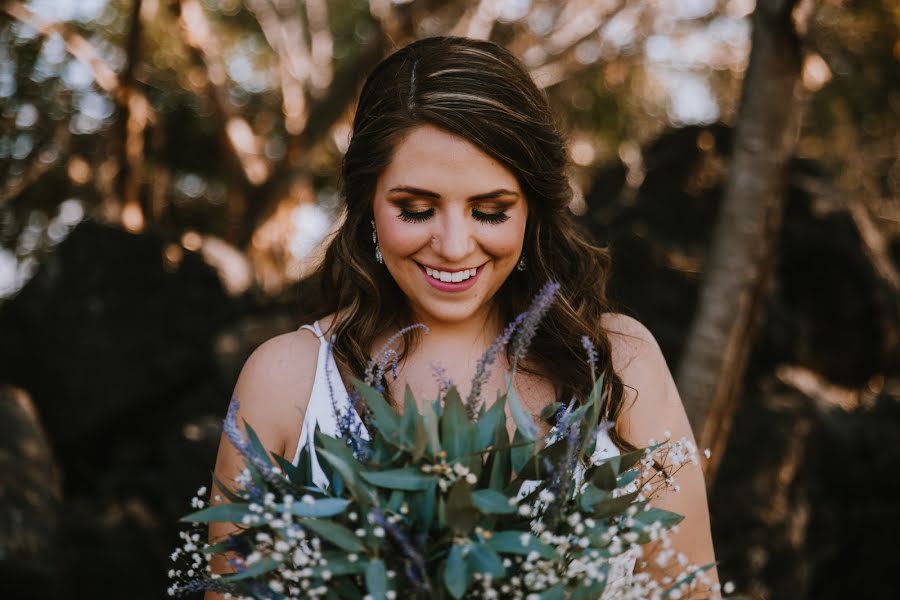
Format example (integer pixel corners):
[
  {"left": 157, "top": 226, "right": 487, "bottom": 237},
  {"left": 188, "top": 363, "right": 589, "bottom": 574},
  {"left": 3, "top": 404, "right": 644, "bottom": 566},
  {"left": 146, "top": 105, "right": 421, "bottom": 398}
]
[
  {"left": 373, "top": 526, "right": 385, "bottom": 538},
  {"left": 301, "top": 494, "right": 315, "bottom": 505},
  {"left": 723, "top": 581, "right": 735, "bottom": 594},
  {"left": 466, "top": 473, "right": 478, "bottom": 484}
]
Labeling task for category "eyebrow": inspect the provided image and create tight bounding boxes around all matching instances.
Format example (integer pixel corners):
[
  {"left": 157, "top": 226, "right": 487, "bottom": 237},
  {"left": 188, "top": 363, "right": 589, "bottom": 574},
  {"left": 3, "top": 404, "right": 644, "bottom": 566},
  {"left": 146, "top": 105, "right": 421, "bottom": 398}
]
[{"left": 387, "top": 186, "right": 520, "bottom": 201}]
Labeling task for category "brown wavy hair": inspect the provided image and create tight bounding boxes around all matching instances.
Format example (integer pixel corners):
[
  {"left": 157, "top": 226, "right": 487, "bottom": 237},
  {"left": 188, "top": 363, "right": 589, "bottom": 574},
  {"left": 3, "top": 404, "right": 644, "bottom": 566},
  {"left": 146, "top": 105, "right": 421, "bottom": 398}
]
[{"left": 300, "top": 36, "right": 635, "bottom": 452}]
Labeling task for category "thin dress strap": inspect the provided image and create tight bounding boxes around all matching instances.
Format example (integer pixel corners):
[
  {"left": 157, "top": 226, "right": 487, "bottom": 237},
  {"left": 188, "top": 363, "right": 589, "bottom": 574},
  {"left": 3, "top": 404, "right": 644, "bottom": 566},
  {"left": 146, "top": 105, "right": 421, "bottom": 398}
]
[{"left": 292, "top": 320, "right": 368, "bottom": 490}]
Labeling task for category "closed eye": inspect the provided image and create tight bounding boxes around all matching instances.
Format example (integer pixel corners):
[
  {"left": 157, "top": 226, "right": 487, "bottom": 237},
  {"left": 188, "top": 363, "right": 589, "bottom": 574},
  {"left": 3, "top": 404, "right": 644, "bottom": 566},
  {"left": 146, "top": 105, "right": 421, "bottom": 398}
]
[
  {"left": 397, "top": 208, "right": 434, "bottom": 223},
  {"left": 472, "top": 209, "right": 509, "bottom": 224}
]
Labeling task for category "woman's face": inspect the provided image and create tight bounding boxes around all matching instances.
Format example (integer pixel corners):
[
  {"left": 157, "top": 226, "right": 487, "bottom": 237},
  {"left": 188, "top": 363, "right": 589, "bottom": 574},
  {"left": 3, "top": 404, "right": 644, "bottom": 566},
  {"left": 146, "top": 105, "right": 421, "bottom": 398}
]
[{"left": 371, "top": 124, "right": 528, "bottom": 327}]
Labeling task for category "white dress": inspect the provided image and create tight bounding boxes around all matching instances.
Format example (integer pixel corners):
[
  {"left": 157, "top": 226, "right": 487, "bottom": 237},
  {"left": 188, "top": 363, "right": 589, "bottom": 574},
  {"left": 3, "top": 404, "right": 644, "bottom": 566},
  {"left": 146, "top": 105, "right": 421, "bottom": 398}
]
[{"left": 292, "top": 320, "right": 635, "bottom": 591}]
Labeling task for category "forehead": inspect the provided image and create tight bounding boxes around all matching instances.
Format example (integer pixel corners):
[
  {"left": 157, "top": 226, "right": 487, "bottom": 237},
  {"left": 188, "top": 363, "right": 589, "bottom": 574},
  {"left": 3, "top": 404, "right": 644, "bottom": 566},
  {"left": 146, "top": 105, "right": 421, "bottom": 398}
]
[{"left": 377, "top": 124, "right": 521, "bottom": 193}]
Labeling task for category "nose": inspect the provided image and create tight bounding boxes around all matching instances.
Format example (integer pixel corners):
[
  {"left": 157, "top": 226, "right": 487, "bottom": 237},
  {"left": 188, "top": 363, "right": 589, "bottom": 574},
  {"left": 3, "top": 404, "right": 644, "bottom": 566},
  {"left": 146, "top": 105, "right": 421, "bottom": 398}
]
[{"left": 431, "top": 211, "right": 472, "bottom": 263}]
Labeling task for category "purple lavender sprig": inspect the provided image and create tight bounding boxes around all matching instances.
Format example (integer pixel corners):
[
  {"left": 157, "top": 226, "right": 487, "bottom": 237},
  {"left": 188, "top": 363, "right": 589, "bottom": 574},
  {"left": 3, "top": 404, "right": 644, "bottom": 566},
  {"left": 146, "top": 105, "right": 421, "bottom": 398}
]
[
  {"left": 371, "top": 507, "right": 431, "bottom": 594},
  {"left": 542, "top": 402, "right": 582, "bottom": 527},
  {"left": 222, "top": 396, "right": 293, "bottom": 497},
  {"left": 464, "top": 312, "right": 525, "bottom": 418},
  {"left": 430, "top": 361, "right": 454, "bottom": 402},
  {"left": 364, "top": 323, "right": 430, "bottom": 391},
  {"left": 581, "top": 335, "right": 598, "bottom": 382},
  {"left": 508, "top": 281, "right": 561, "bottom": 373},
  {"left": 464, "top": 281, "right": 562, "bottom": 418},
  {"left": 324, "top": 340, "right": 373, "bottom": 461}
]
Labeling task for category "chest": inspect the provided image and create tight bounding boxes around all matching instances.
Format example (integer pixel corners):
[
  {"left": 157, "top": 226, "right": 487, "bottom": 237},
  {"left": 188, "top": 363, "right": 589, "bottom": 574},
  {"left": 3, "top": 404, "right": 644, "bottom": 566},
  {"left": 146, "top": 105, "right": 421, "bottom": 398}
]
[{"left": 383, "top": 354, "right": 555, "bottom": 441}]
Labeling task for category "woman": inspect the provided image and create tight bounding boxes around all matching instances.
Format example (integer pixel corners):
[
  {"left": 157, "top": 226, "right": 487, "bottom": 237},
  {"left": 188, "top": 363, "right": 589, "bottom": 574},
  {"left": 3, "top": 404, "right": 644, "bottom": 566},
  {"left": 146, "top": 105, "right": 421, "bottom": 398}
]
[{"left": 207, "top": 36, "right": 718, "bottom": 597}]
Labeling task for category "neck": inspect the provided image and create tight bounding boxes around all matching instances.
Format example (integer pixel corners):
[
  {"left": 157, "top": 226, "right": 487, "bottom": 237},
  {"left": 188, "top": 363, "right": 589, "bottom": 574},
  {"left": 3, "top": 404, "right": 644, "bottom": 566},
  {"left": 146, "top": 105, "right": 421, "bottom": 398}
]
[{"left": 405, "top": 303, "right": 505, "bottom": 349}]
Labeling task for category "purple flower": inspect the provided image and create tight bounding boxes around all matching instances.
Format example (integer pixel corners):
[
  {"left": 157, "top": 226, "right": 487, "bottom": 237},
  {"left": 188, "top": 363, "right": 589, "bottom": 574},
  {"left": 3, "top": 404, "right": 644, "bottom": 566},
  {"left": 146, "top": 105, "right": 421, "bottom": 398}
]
[
  {"left": 508, "top": 281, "right": 560, "bottom": 371},
  {"left": 581, "top": 335, "right": 598, "bottom": 378},
  {"left": 464, "top": 281, "right": 561, "bottom": 418},
  {"left": 223, "top": 396, "right": 292, "bottom": 496},
  {"left": 364, "top": 323, "right": 429, "bottom": 388}
]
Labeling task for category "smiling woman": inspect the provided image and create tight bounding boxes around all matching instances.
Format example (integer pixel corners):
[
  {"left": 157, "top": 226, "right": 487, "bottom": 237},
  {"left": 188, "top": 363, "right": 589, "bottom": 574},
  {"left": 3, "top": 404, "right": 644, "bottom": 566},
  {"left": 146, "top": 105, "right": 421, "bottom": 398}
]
[
  {"left": 205, "top": 35, "right": 719, "bottom": 598},
  {"left": 372, "top": 124, "right": 528, "bottom": 327}
]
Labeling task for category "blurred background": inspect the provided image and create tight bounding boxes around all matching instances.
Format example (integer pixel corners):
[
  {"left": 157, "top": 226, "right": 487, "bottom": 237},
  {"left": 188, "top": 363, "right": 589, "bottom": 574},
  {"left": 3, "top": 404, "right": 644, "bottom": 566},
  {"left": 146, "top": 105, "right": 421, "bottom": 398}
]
[{"left": 0, "top": 0, "right": 897, "bottom": 598}]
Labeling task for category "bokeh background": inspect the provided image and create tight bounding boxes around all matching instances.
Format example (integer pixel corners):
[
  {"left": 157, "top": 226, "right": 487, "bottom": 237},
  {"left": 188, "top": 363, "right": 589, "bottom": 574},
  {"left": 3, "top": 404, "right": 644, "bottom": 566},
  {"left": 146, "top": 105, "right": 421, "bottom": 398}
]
[{"left": 1, "top": 0, "right": 898, "bottom": 598}]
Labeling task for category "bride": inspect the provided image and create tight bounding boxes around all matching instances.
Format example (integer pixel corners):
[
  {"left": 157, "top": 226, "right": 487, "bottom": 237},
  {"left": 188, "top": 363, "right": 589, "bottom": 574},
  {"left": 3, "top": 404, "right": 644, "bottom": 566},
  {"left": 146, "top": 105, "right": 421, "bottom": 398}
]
[{"left": 206, "top": 36, "right": 719, "bottom": 598}]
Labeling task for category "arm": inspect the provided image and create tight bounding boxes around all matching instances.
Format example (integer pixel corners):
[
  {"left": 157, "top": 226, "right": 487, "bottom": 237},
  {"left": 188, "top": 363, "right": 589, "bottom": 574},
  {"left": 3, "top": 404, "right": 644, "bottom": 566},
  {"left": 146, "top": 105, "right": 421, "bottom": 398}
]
[
  {"left": 203, "top": 329, "right": 320, "bottom": 600},
  {"left": 601, "top": 313, "right": 720, "bottom": 592}
]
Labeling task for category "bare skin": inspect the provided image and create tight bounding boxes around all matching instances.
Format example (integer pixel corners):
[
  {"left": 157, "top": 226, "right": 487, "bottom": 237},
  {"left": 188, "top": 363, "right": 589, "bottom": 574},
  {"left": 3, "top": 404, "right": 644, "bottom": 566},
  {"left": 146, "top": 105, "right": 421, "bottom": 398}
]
[{"left": 203, "top": 125, "right": 718, "bottom": 598}]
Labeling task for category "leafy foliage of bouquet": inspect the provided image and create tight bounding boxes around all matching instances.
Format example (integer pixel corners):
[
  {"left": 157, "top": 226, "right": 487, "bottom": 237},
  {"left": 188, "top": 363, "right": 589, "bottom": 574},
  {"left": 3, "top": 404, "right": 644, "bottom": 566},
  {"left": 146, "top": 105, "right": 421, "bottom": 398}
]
[{"left": 168, "top": 283, "right": 720, "bottom": 599}]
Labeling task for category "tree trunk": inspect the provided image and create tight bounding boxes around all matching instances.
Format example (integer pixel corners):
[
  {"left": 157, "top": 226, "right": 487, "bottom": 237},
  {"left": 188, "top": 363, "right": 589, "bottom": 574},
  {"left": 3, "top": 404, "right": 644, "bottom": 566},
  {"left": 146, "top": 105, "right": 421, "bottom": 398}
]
[{"left": 675, "top": 0, "right": 813, "bottom": 485}]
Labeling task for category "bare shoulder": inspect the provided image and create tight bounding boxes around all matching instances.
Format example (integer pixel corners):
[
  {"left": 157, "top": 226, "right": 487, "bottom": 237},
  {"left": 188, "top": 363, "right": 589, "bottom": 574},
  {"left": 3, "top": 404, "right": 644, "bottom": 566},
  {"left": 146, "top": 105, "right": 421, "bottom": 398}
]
[
  {"left": 600, "top": 312, "right": 664, "bottom": 374},
  {"left": 600, "top": 312, "right": 684, "bottom": 442},
  {"left": 230, "top": 326, "right": 323, "bottom": 456}
]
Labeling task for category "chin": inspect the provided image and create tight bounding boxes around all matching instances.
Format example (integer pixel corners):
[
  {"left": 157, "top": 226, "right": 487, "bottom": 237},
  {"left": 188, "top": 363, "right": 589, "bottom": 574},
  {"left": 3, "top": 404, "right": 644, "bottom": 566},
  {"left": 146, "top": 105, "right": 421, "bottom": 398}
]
[{"left": 410, "top": 299, "right": 484, "bottom": 325}]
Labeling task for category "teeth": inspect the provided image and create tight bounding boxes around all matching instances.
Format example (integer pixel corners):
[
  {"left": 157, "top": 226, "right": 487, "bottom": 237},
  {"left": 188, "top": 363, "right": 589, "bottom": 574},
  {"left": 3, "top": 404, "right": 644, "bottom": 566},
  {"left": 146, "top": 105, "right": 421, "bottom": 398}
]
[{"left": 424, "top": 265, "right": 477, "bottom": 283}]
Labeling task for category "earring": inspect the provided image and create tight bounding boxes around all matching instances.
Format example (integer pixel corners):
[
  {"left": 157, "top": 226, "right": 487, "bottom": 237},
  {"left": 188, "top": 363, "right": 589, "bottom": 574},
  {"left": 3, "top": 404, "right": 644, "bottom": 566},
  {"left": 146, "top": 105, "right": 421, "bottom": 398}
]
[
  {"left": 517, "top": 253, "right": 526, "bottom": 271},
  {"left": 371, "top": 220, "right": 383, "bottom": 264}
]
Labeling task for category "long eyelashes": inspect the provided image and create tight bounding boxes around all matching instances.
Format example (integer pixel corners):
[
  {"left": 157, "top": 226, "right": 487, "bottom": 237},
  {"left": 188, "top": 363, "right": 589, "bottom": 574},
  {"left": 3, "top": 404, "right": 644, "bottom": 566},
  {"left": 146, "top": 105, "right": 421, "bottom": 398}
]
[
  {"left": 397, "top": 208, "right": 434, "bottom": 223},
  {"left": 397, "top": 208, "right": 510, "bottom": 225}
]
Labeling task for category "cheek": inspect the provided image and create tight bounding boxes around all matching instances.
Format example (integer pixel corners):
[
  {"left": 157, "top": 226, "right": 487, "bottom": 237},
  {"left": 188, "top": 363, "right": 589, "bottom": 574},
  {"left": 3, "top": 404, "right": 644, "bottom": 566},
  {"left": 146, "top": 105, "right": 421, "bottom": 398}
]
[
  {"left": 376, "top": 216, "right": 428, "bottom": 256},
  {"left": 481, "top": 221, "right": 527, "bottom": 259}
]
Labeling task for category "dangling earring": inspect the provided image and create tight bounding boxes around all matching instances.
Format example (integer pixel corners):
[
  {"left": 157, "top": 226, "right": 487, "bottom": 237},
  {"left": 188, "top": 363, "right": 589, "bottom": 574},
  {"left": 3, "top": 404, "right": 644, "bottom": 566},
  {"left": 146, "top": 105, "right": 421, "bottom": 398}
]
[
  {"left": 517, "top": 253, "right": 526, "bottom": 271},
  {"left": 371, "top": 220, "right": 383, "bottom": 264}
]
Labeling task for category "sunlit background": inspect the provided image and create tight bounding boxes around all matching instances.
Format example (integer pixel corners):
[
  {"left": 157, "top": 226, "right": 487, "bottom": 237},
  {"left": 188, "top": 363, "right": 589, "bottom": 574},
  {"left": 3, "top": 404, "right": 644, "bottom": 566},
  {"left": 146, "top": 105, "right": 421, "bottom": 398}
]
[{"left": 1, "top": 0, "right": 897, "bottom": 598}]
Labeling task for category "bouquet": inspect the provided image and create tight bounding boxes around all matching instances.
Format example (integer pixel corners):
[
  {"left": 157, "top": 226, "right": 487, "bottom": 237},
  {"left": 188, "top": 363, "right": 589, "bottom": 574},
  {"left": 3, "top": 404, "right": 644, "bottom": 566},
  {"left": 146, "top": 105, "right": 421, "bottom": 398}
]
[{"left": 168, "top": 283, "right": 721, "bottom": 599}]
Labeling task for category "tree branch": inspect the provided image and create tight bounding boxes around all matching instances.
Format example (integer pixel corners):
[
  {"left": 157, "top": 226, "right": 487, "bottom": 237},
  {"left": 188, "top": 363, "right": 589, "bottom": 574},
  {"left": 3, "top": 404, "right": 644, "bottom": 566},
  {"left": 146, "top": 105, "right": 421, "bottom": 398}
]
[{"left": 675, "top": 0, "right": 813, "bottom": 486}]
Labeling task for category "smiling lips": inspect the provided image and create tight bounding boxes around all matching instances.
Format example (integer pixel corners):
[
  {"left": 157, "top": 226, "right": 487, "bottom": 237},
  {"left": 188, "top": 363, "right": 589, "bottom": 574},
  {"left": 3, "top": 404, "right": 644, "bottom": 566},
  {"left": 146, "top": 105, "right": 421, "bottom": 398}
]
[{"left": 417, "top": 262, "right": 482, "bottom": 292}]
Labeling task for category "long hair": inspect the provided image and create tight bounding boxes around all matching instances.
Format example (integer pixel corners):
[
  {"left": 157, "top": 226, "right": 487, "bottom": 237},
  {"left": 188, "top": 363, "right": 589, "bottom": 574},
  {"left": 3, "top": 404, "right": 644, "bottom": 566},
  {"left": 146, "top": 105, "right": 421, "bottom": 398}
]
[{"left": 300, "top": 36, "right": 635, "bottom": 452}]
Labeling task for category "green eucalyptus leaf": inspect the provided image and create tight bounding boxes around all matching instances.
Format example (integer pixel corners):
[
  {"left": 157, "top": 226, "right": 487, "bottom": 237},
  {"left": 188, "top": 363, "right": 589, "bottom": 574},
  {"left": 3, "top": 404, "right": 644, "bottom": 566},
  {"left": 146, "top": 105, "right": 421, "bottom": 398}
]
[
  {"left": 571, "top": 565, "right": 609, "bottom": 600},
  {"left": 360, "top": 467, "right": 435, "bottom": 491},
  {"left": 510, "top": 429, "right": 534, "bottom": 476},
  {"left": 617, "top": 469, "right": 641, "bottom": 488},
  {"left": 310, "top": 552, "right": 367, "bottom": 577},
  {"left": 472, "top": 489, "right": 516, "bottom": 514},
  {"left": 410, "top": 478, "right": 437, "bottom": 532},
  {"left": 633, "top": 506, "right": 685, "bottom": 529},
  {"left": 211, "top": 473, "right": 244, "bottom": 504},
  {"left": 467, "top": 542, "right": 505, "bottom": 578},
  {"left": 289, "top": 497, "right": 350, "bottom": 518},
  {"left": 315, "top": 437, "right": 373, "bottom": 503},
  {"left": 351, "top": 377, "right": 404, "bottom": 447},
  {"left": 505, "top": 376, "right": 538, "bottom": 441},
  {"left": 421, "top": 398, "right": 442, "bottom": 457},
  {"left": 387, "top": 489, "right": 405, "bottom": 513},
  {"left": 538, "top": 583, "right": 565, "bottom": 600},
  {"left": 365, "top": 558, "right": 388, "bottom": 600},
  {"left": 441, "top": 388, "right": 473, "bottom": 462},
  {"left": 476, "top": 395, "right": 506, "bottom": 451},
  {"left": 220, "top": 557, "right": 279, "bottom": 582},
  {"left": 579, "top": 483, "right": 608, "bottom": 511},
  {"left": 446, "top": 479, "right": 480, "bottom": 536},
  {"left": 401, "top": 385, "right": 420, "bottom": 449},
  {"left": 302, "top": 518, "right": 366, "bottom": 553},
  {"left": 592, "top": 490, "right": 640, "bottom": 519},
  {"left": 180, "top": 503, "right": 251, "bottom": 523},
  {"left": 243, "top": 420, "right": 274, "bottom": 467},
  {"left": 487, "top": 531, "right": 555, "bottom": 559},
  {"left": 273, "top": 453, "right": 301, "bottom": 485},
  {"left": 592, "top": 459, "right": 618, "bottom": 491},
  {"left": 443, "top": 544, "right": 468, "bottom": 599},
  {"left": 489, "top": 415, "right": 511, "bottom": 491},
  {"left": 201, "top": 540, "right": 230, "bottom": 555},
  {"left": 293, "top": 438, "right": 314, "bottom": 484},
  {"left": 539, "top": 401, "right": 563, "bottom": 423}
]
